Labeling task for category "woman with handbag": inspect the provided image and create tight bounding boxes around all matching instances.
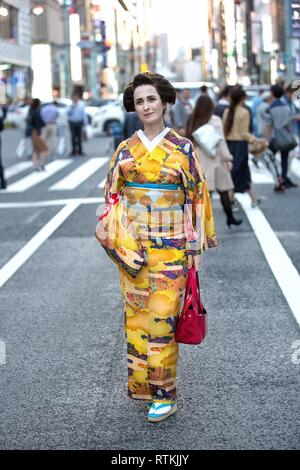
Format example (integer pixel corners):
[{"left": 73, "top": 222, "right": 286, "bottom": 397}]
[
  {"left": 223, "top": 86, "right": 267, "bottom": 207},
  {"left": 98, "top": 72, "right": 217, "bottom": 422},
  {"left": 187, "top": 95, "right": 243, "bottom": 228},
  {"left": 28, "top": 99, "right": 48, "bottom": 171}
]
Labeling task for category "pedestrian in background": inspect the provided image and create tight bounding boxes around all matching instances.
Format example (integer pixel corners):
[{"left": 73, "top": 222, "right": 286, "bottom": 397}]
[
  {"left": 123, "top": 111, "right": 143, "bottom": 139},
  {"left": 67, "top": 93, "right": 87, "bottom": 156},
  {"left": 172, "top": 88, "right": 193, "bottom": 136},
  {"left": 223, "top": 86, "right": 266, "bottom": 207},
  {"left": 264, "top": 84, "right": 298, "bottom": 191},
  {"left": 101, "top": 72, "right": 217, "bottom": 423},
  {"left": 41, "top": 101, "right": 59, "bottom": 158},
  {"left": 187, "top": 95, "right": 242, "bottom": 227},
  {"left": 256, "top": 91, "right": 272, "bottom": 138},
  {"left": 282, "top": 83, "right": 300, "bottom": 187},
  {"left": 0, "top": 105, "right": 7, "bottom": 189},
  {"left": 27, "top": 99, "right": 48, "bottom": 171},
  {"left": 214, "top": 85, "right": 233, "bottom": 118},
  {"left": 251, "top": 89, "right": 263, "bottom": 137}
]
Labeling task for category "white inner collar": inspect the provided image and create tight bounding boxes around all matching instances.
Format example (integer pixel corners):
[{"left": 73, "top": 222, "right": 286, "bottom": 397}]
[{"left": 137, "top": 127, "right": 170, "bottom": 152}]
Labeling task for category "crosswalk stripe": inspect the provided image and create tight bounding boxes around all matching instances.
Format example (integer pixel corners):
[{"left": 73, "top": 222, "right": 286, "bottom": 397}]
[
  {"left": 49, "top": 157, "right": 109, "bottom": 191},
  {"left": 5, "top": 160, "right": 72, "bottom": 193},
  {"left": 291, "top": 158, "right": 300, "bottom": 179},
  {"left": 5, "top": 162, "right": 32, "bottom": 179},
  {"left": 249, "top": 160, "right": 274, "bottom": 184},
  {"left": 98, "top": 177, "right": 106, "bottom": 188},
  {"left": 0, "top": 202, "right": 81, "bottom": 289}
]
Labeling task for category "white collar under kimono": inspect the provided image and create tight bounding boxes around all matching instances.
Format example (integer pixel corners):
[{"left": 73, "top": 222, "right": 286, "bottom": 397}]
[{"left": 137, "top": 127, "right": 170, "bottom": 152}]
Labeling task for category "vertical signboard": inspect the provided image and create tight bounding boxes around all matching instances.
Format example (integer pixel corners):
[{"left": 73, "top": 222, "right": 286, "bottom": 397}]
[{"left": 289, "top": 0, "right": 300, "bottom": 37}]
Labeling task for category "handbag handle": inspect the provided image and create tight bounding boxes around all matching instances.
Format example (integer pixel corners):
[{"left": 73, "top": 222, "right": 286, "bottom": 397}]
[
  {"left": 184, "top": 266, "right": 207, "bottom": 316},
  {"left": 184, "top": 266, "right": 200, "bottom": 304}
]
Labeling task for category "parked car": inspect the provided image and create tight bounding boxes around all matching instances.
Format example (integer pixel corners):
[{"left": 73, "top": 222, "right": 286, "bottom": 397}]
[
  {"left": 84, "top": 98, "right": 115, "bottom": 125},
  {"left": 91, "top": 96, "right": 125, "bottom": 135},
  {"left": 5, "top": 103, "right": 30, "bottom": 128}
]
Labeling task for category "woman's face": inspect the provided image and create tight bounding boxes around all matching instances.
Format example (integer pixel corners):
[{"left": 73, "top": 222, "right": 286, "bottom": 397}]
[{"left": 133, "top": 84, "right": 165, "bottom": 126}]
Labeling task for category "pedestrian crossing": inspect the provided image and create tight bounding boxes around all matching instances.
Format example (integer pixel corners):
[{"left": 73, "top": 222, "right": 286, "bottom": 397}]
[
  {"left": 5, "top": 160, "right": 72, "bottom": 193},
  {"left": 1, "top": 157, "right": 109, "bottom": 193},
  {"left": 5, "top": 161, "right": 32, "bottom": 179},
  {"left": 49, "top": 157, "right": 109, "bottom": 191},
  {"left": 1, "top": 155, "right": 300, "bottom": 194}
]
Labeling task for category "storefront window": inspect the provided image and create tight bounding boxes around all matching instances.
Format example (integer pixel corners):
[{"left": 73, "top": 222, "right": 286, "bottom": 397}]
[{"left": 0, "top": 1, "right": 18, "bottom": 43}]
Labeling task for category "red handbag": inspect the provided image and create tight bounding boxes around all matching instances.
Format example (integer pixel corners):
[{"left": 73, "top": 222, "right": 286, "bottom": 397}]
[{"left": 175, "top": 266, "right": 207, "bottom": 345}]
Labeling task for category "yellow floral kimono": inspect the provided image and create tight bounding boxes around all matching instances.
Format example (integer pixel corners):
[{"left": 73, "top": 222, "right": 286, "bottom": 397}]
[{"left": 104, "top": 128, "right": 217, "bottom": 404}]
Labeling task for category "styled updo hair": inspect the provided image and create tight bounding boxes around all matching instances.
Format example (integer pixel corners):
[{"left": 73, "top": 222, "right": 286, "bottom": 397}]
[{"left": 123, "top": 72, "right": 176, "bottom": 112}]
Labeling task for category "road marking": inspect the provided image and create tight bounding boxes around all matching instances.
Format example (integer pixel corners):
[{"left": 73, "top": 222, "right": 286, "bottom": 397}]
[
  {"left": 49, "top": 157, "right": 109, "bottom": 191},
  {"left": 5, "top": 159, "right": 72, "bottom": 192},
  {"left": 0, "top": 201, "right": 80, "bottom": 289},
  {"left": 0, "top": 197, "right": 104, "bottom": 208},
  {"left": 291, "top": 158, "right": 300, "bottom": 179},
  {"left": 236, "top": 193, "right": 300, "bottom": 327},
  {"left": 249, "top": 160, "right": 274, "bottom": 184},
  {"left": 0, "top": 340, "right": 5, "bottom": 365},
  {"left": 98, "top": 177, "right": 106, "bottom": 188},
  {"left": 5, "top": 162, "right": 32, "bottom": 179}
]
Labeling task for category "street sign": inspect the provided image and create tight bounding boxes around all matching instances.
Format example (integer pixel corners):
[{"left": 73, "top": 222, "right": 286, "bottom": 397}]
[{"left": 289, "top": 0, "right": 300, "bottom": 37}]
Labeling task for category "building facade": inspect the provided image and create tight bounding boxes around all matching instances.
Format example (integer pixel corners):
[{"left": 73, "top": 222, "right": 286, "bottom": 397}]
[
  {"left": 0, "top": 0, "right": 31, "bottom": 103},
  {"left": 206, "top": 0, "right": 300, "bottom": 85}
]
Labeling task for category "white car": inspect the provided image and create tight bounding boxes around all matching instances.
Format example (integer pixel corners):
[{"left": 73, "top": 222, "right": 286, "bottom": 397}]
[
  {"left": 5, "top": 103, "right": 30, "bottom": 128},
  {"left": 91, "top": 97, "right": 125, "bottom": 135}
]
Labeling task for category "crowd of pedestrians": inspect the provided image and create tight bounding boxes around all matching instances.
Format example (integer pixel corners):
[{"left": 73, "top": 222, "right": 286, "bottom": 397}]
[
  {"left": 163, "top": 80, "right": 299, "bottom": 226},
  {"left": 0, "top": 91, "right": 89, "bottom": 180}
]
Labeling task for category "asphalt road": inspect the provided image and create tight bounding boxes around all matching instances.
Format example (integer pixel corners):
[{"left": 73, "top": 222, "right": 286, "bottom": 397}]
[{"left": 0, "top": 129, "right": 299, "bottom": 450}]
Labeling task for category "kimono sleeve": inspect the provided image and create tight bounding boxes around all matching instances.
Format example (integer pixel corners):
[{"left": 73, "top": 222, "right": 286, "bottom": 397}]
[
  {"left": 104, "top": 141, "right": 126, "bottom": 204},
  {"left": 183, "top": 141, "right": 218, "bottom": 255}
]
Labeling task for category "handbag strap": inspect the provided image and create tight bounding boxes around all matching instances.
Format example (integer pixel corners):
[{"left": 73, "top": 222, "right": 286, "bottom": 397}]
[{"left": 184, "top": 266, "right": 206, "bottom": 314}]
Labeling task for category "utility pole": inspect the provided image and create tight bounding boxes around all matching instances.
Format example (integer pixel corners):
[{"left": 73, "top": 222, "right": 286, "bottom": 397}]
[{"left": 63, "top": 0, "right": 72, "bottom": 98}]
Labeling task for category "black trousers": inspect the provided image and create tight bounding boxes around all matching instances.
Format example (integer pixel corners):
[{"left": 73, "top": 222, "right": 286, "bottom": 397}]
[
  {"left": 0, "top": 134, "right": 6, "bottom": 189},
  {"left": 280, "top": 151, "right": 289, "bottom": 181},
  {"left": 69, "top": 121, "right": 83, "bottom": 154}
]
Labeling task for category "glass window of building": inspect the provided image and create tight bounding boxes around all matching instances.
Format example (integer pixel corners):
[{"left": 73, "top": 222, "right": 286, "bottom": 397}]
[{"left": 0, "top": 1, "right": 18, "bottom": 43}]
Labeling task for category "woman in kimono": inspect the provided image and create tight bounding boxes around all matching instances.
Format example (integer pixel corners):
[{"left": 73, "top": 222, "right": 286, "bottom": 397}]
[{"left": 103, "top": 72, "right": 217, "bottom": 422}]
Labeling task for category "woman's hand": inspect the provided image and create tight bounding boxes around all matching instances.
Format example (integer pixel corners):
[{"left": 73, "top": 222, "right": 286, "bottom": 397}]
[{"left": 187, "top": 254, "right": 201, "bottom": 271}]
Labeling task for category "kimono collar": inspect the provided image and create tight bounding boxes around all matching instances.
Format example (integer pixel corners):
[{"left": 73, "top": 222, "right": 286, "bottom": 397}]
[{"left": 136, "top": 127, "right": 170, "bottom": 152}]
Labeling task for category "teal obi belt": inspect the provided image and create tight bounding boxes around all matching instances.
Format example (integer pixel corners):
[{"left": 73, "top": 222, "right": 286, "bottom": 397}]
[{"left": 125, "top": 182, "right": 182, "bottom": 190}]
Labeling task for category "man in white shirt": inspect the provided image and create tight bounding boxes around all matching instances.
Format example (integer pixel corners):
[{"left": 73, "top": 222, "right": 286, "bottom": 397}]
[{"left": 67, "top": 93, "right": 88, "bottom": 156}]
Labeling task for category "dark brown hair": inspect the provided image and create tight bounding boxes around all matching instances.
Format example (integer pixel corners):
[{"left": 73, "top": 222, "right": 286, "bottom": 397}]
[
  {"left": 187, "top": 95, "right": 214, "bottom": 140},
  {"left": 224, "top": 86, "right": 246, "bottom": 137},
  {"left": 123, "top": 72, "right": 176, "bottom": 112},
  {"left": 31, "top": 98, "right": 41, "bottom": 110}
]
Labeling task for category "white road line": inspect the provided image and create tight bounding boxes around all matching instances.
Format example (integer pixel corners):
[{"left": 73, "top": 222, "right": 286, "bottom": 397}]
[
  {"left": 0, "top": 340, "right": 6, "bottom": 366},
  {"left": 5, "top": 162, "right": 32, "bottom": 179},
  {"left": 98, "top": 177, "right": 106, "bottom": 188},
  {"left": 0, "top": 202, "right": 80, "bottom": 289},
  {"left": 5, "top": 159, "right": 72, "bottom": 192},
  {"left": 291, "top": 158, "right": 300, "bottom": 179},
  {"left": 0, "top": 197, "right": 104, "bottom": 208},
  {"left": 236, "top": 193, "right": 300, "bottom": 327},
  {"left": 249, "top": 160, "right": 274, "bottom": 184},
  {"left": 49, "top": 157, "right": 109, "bottom": 191}
]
